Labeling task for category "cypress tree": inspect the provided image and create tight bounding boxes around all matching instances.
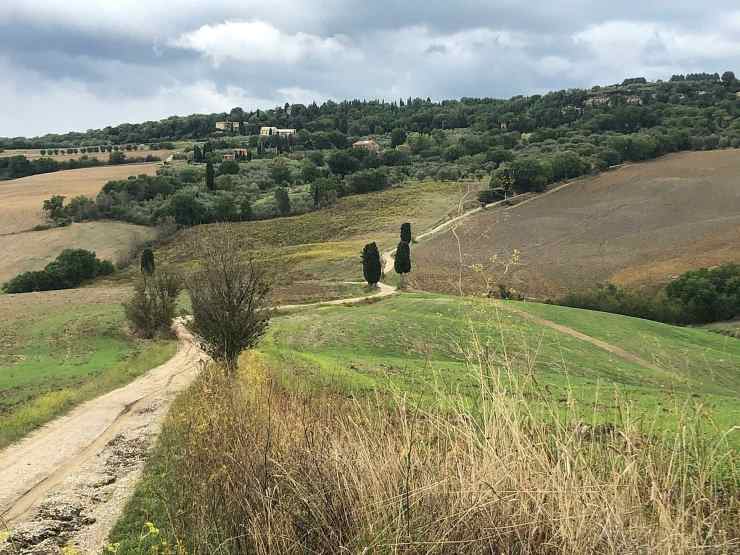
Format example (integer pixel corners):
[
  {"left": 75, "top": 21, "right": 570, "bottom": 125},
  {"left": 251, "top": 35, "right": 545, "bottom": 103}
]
[
  {"left": 394, "top": 240, "right": 411, "bottom": 288},
  {"left": 140, "top": 248, "right": 155, "bottom": 276},
  {"left": 275, "top": 187, "right": 291, "bottom": 215},
  {"left": 361, "top": 242, "right": 382, "bottom": 287},
  {"left": 240, "top": 198, "right": 253, "bottom": 221},
  {"left": 400, "top": 222, "right": 412, "bottom": 243},
  {"left": 312, "top": 182, "right": 321, "bottom": 209},
  {"left": 206, "top": 161, "right": 215, "bottom": 191}
]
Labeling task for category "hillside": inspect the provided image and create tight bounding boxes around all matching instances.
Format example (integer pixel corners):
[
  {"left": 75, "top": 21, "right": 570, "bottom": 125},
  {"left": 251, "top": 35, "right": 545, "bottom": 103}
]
[
  {"left": 263, "top": 293, "right": 740, "bottom": 437},
  {"left": 411, "top": 149, "right": 740, "bottom": 298},
  {"left": 109, "top": 291, "right": 739, "bottom": 553},
  {"left": 0, "top": 222, "right": 156, "bottom": 284},
  {"left": 119, "top": 179, "right": 483, "bottom": 304},
  {"left": 0, "top": 163, "right": 160, "bottom": 235}
]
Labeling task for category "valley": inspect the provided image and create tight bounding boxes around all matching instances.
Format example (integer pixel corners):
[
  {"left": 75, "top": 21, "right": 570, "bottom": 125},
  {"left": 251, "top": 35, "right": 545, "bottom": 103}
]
[{"left": 1, "top": 72, "right": 739, "bottom": 553}]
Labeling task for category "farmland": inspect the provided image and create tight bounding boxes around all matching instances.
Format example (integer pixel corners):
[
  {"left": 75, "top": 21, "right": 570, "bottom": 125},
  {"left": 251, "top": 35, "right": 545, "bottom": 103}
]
[
  {"left": 0, "top": 287, "right": 175, "bottom": 449},
  {"left": 0, "top": 162, "right": 160, "bottom": 235},
  {"left": 411, "top": 150, "right": 740, "bottom": 298},
  {"left": 0, "top": 221, "right": 156, "bottom": 284}
]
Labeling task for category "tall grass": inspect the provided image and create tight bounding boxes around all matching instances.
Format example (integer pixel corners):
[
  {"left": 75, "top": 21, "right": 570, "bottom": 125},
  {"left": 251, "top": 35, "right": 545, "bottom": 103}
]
[{"left": 118, "top": 344, "right": 739, "bottom": 553}]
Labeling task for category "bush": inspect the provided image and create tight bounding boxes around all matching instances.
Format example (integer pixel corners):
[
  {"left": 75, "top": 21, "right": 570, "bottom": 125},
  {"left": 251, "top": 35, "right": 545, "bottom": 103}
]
[
  {"left": 2, "top": 249, "right": 114, "bottom": 293},
  {"left": 665, "top": 263, "right": 740, "bottom": 323},
  {"left": 123, "top": 271, "right": 182, "bottom": 339},
  {"left": 186, "top": 226, "right": 272, "bottom": 374},
  {"left": 348, "top": 168, "right": 388, "bottom": 193},
  {"left": 219, "top": 160, "right": 240, "bottom": 175}
]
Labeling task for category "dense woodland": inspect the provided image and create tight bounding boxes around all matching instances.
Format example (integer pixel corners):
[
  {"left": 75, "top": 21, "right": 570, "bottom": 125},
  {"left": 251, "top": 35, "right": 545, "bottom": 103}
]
[{"left": 35, "top": 73, "right": 740, "bottom": 228}]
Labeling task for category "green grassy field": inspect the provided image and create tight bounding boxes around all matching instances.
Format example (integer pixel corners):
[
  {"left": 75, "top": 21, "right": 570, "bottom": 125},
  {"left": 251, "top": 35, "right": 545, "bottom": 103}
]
[
  {"left": 261, "top": 293, "right": 740, "bottom": 443},
  {"left": 110, "top": 292, "right": 740, "bottom": 553},
  {"left": 0, "top": 289, "right": 176, "bottom": 448}
]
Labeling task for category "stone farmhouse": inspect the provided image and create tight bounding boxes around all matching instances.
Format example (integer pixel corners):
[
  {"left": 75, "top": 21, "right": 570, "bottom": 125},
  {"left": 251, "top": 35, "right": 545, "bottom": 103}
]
[
  {"left": 215, "top": 121, "right": 240, "bottom": 132},
  {"left": 259, "top": 126, "right": 296, "bottom": 137},
  {"left": 352, "top": 139, "right": 381, "bottom": 152}
]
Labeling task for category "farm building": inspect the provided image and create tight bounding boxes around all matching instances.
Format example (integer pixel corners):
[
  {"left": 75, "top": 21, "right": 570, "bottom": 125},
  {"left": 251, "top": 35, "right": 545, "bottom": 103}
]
[
  {"left": 352, "top": 139, "right": 381, "bottom": 152},
  {"left": 259, "top": 127, "right": 296, "bottom": 137},
  {"left": 585, "top": 95, "right": 610, "bottom": 107},
  {"left": 223, "top": 148, "right": 249, "bottom": 161},
  {"left": 216, "top": 121, "right": 240, "bottom": 132}
]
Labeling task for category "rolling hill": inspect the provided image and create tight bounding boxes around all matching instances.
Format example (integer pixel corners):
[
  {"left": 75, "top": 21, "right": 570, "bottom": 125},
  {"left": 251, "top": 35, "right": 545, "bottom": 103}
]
[{"left": 410, "top": 149, "right": 740, "bottom": 298}]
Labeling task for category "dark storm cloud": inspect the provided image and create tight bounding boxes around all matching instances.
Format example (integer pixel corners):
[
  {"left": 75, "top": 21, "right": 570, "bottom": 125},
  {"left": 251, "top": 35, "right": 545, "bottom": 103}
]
[{"left": 2, "top": 1, "right": 740, "bottom": 136}]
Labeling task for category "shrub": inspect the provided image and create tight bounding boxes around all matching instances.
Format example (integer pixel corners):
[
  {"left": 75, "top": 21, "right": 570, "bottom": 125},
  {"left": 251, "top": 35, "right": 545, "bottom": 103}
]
[
  {"left": 186, "top": 226, "right": 272, "bottom": 374},
  {"left": 2, "top": 249, "right": 113, "bottom": 293},
  {"left": 123, "top": 271, "right": 182, "bottom": 338},
  {"left": 665, "top": 263, "right": 740, "bottom": 323},
  {"left": 219, "top": 160, "right": 240, "bottom": 176},
  {"left": 348, "top": 168, "right": 388, "bottom": 193}
]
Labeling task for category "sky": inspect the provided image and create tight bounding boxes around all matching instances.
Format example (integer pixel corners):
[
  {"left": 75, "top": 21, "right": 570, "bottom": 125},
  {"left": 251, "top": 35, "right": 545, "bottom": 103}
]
[{"left": 2, "top": 1, "right": 740, "bottom": 137}]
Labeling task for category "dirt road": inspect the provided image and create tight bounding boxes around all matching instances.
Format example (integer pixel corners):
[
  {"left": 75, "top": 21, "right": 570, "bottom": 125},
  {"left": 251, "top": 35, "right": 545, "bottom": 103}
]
[
  {"left": 0, "top": 321, "right": 204, "bottom": 553},
  {"left": 0, "top": 278, "right": 401, "bottom": 553}
]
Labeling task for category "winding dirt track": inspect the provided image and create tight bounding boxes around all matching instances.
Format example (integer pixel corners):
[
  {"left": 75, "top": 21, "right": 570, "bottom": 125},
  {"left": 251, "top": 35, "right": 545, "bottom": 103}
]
[{"left": 0, "top": 181, "right": 662, "bottom": 553}]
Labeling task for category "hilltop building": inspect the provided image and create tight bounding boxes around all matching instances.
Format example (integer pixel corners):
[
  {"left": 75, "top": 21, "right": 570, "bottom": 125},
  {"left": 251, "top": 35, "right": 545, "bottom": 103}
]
[
  {"left": 259, "top": 126, "right": 296, "bottom": 137},
  {"left": 352, "top": 139, "right": 381, "bottom": 152}
]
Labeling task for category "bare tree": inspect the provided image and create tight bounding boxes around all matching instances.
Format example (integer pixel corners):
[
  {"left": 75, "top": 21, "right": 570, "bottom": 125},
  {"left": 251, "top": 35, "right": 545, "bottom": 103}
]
[{"left": 186, "top": 226, "right": 271, "bottom": 375}]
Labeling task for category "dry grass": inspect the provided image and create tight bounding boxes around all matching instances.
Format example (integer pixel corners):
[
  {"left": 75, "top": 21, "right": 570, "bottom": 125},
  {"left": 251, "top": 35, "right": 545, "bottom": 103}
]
[
  {"left": 0, "top": 163, "right": 160, "bottom": 234},
  {"left": 411, "top": 150, "right": 740, "bottom": 298},
  {"left": 113, "top": 344, "right": 739, "bottom": 553},
  {"left": 0, "top": 221, "right": 157, "bottom": 283}
]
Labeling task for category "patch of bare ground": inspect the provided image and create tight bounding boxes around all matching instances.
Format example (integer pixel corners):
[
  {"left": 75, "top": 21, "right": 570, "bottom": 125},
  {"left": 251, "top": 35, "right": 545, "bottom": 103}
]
[
  {"left": 0, "top": 163, "right": 160, "bottom": 235},
  {"left": 410, "top": 150, "right": 740, "bottom": 298}
]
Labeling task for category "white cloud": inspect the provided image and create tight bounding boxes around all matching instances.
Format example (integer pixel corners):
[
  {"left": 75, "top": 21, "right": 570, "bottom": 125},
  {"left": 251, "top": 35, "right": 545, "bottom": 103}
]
[
  {"left": 171, "top": 20, "right": 359, "bottom": 66},
  {"left": 573, "top": 20, "right": 740, "bottom": 77},
  {"left": 0, "top": 57, "right": 290, "bottom": 135}
]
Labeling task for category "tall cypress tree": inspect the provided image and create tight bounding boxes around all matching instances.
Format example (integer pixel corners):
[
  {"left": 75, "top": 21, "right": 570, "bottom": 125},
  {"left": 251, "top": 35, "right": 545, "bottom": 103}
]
[
  {"left": 140, "top": 248, "right": 155, "bottom": 276},
  {"left": 400, "top": 222, "right": 412, "bottom": 243},
  {"left": 361, "top": 242, "right": 382, "bottom": 287},
  {"left": 206, "top": 161, "right": 215, "bottom": 191},
  {"left": 394, "top": 240, "right": 411, "bottom": 288}
]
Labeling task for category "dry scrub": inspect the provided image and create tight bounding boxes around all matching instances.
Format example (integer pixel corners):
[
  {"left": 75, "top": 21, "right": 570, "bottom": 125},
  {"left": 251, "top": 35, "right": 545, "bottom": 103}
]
[{"left": 130, "top": 342, "right": 739, "bottom": 553}]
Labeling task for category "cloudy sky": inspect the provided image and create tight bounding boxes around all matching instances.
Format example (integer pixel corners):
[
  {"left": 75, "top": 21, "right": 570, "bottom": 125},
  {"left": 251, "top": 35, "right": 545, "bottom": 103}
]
[{"left": 2, "top": 1, "right": 740, "bottom": 137}]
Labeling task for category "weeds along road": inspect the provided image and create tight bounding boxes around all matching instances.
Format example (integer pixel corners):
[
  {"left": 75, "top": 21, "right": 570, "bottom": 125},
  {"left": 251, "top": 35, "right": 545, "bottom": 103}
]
[{"left": 0, "top": 179, "right": 591, "bottom": 552}]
